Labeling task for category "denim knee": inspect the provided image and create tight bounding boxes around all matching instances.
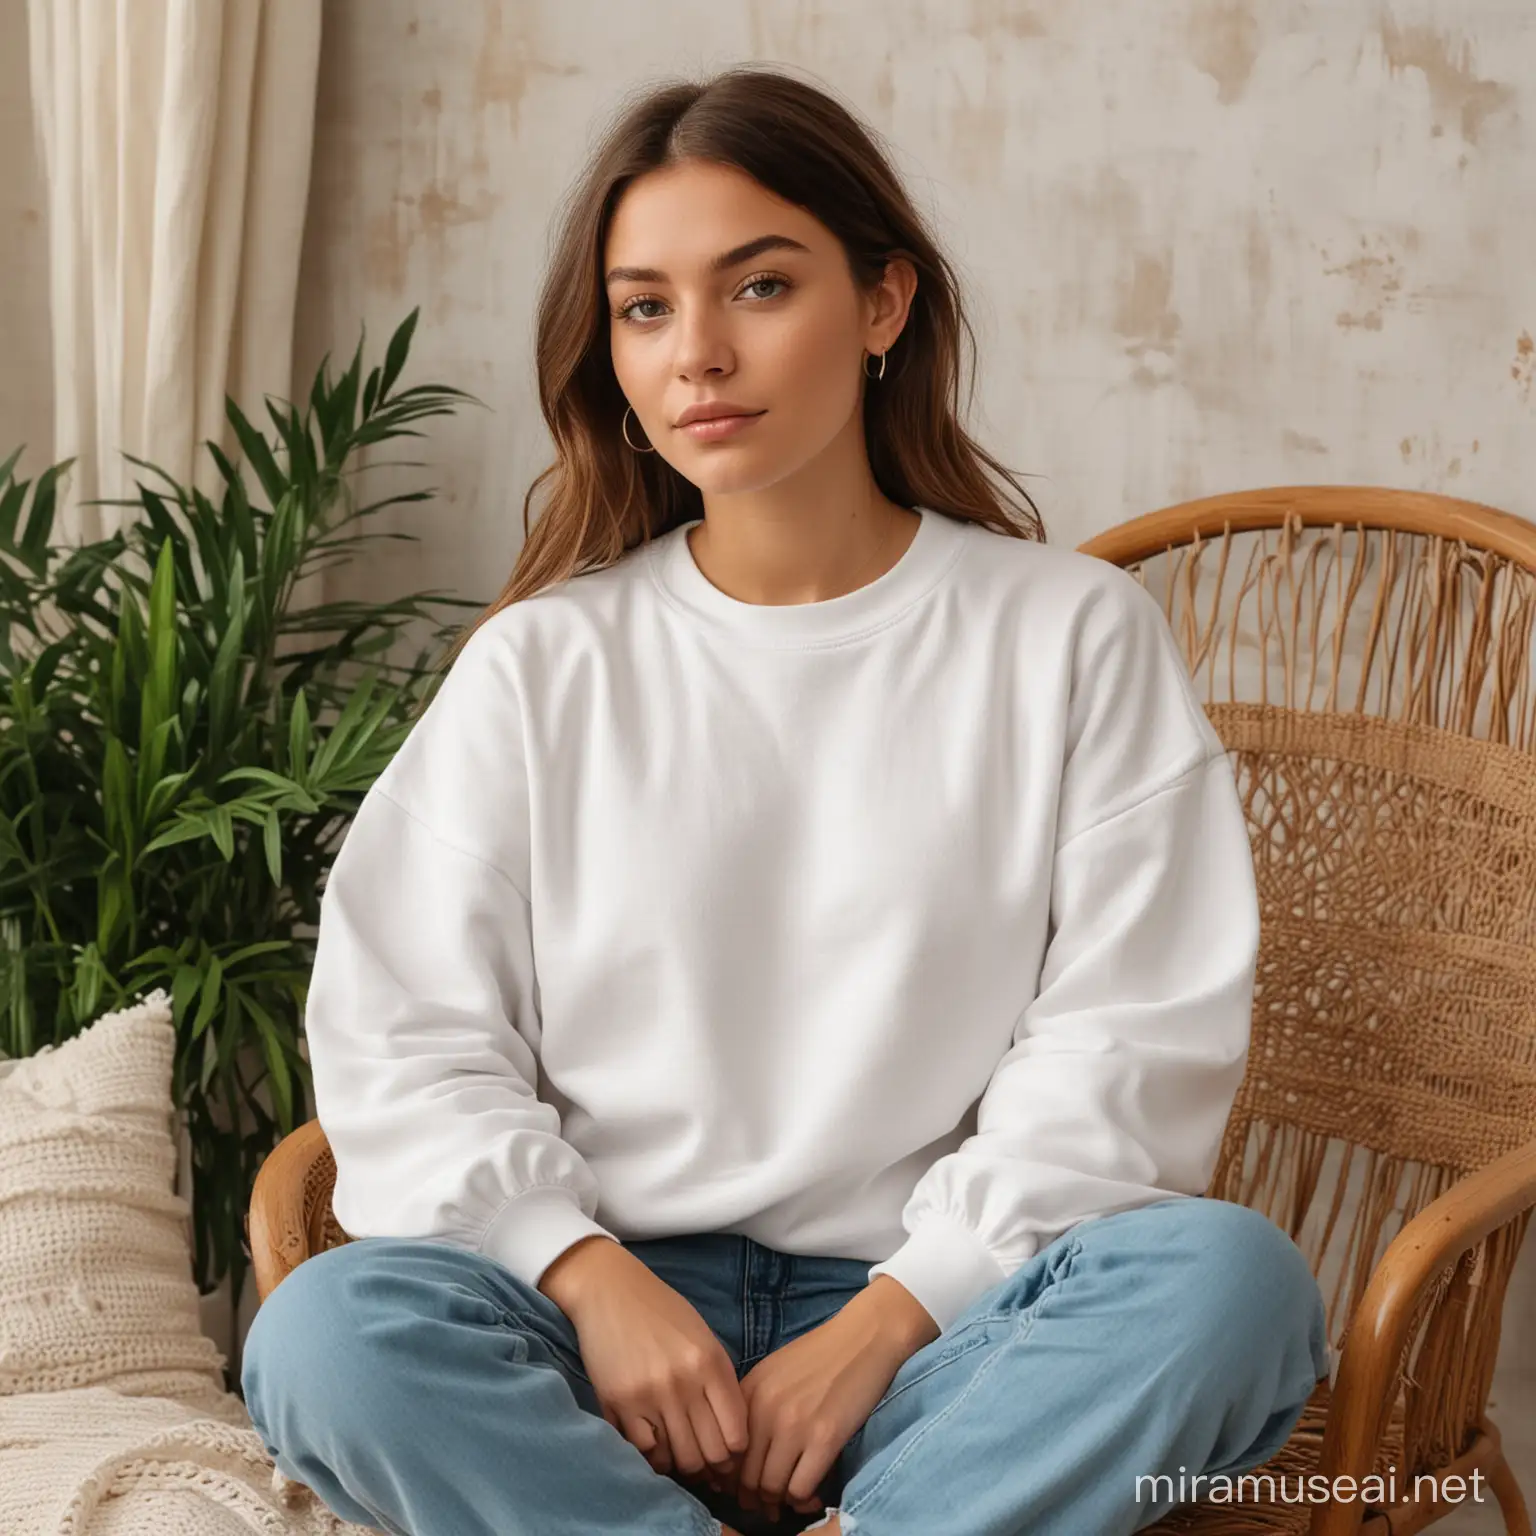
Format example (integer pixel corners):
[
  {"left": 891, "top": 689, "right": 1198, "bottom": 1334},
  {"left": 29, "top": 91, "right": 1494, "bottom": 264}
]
[
  {"left": 241, "top": 1243, "right": 404, "bottom": 1442},
  {"left": 1164, "top": 1198, "right": 1328, "bottom": 1379}
]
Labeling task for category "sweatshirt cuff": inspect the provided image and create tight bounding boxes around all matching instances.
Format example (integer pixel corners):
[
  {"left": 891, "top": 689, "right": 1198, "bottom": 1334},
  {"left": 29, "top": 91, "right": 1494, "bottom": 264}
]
[
  {"left": 478, "top": 1185, "right": 620, "bottom": 1291},
  {"left": 867, "top": 1215, "right": 1014, "bottom": 1334}
]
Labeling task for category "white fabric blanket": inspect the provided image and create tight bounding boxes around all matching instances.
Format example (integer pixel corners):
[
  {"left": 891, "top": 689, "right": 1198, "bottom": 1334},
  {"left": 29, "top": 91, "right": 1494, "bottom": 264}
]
[{"left": 0, "top": 1385, "right": 374, "bottom": 1536}]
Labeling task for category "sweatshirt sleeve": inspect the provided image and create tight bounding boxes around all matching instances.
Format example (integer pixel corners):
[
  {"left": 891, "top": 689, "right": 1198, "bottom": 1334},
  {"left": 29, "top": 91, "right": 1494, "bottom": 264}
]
[
  {"left": 867, "top": 565, "right": 1259, "bottom": 1334},
  {"left": 303, "top": 623, "right": 620, "bottom": 1292}
]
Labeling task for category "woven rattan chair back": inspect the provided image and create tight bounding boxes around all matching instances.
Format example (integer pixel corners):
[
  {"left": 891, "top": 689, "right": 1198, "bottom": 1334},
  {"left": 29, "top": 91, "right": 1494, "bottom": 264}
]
[{"left": 1080, "top": 485, "right": 1536, "bottom": 1488}]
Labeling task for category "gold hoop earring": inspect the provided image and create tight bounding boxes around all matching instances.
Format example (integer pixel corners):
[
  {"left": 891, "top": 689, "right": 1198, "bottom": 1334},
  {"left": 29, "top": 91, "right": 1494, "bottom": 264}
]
[
  {"left": 863, "top": 349, "right": 887, "bottom": 381},
  {"left": 622, "top": 405, "right": 656, "bottom": 453}
]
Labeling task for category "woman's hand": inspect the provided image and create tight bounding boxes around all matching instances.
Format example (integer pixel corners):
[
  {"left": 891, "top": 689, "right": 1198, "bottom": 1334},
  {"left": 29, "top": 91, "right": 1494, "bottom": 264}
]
[
  {"left": 724, "top": 1287, "right": 933, "bottom": 1523},
  {"left": 548, "top": 1240, "right": 750, "bottom": 1484}
]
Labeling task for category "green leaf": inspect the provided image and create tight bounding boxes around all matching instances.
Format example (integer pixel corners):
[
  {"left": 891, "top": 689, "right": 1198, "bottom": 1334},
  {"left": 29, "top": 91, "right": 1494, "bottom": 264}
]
[
  {"left": 287, "top": 686, "right": 312, "bottom": 779},
  {"left": 8, "top": 948, "right": 33, "bottom": 1058},
  {"left": 144, "top": 766, "right": 199, "bottom": 830},
  {"left": 137, "top": 716, "right": 182, "bottom": 826},
  {"left": 226, "top": 399, "right": 285, "bottom": 505},
  {"left": 199, "top": 1025, "right": 219, "bottom": 1092},
  {"left": 0, "top": 806, "right": 27, "bottom": 876},
  {"left": 140, "top": 816, "right": 212, "bottom": 855},
  {"left": 207, "top": 546, "right": 246, "bottom": 756},
  {"left": 70, "top": 942, "right": 108, "bottom": 1022},
  {"left": 29, "top": 637, "right": 72, "bottom": 697},
  {"left": 0, "top": 468, "right": 30, "bottom": 549},
  {"left": 308, "top": 349, "right": 335, "bottom": 434},
  {"left": 205, "top": 805, "right": 235, "bottom": 861},
  {"left": 172, "top": 963, "right": 202, "bottom": 1025},
  {"left": 248, "top": 997, "right": 294, "bottom": 1128},
  {"left": 96, "top": 857, "right": 130, "bottom": 955},
  {"left": 206, "top": 441, "right": 258, "bottom": 575},
  {"left": 219, "top": 766, "right": 299, "bottom": 793},
  {"left": 307, "top": 672, "right": 380, "bottom": 782},
  {"left": 111, "top": 581, "right": 147, "bottom": 734},
  {"left": 329, "top": 335, "right": 365, "bottom": 456},
  {"left": 224, "top": 940, "right": 296, "bottom": 965},
  {"left": 102, "top": 736, "right": 134, "bottom": 846},
  {"left": 261, "top": 807, "right": 282, "bottom": 886},
  {"left": 378, "top": 307, "right": 420, "bottom": 402},
  {"left": 19, "top": 461, "right": 68, "bottom": 569},
  {"left": 216, "top": 988, "right": 244, "bottom": 1078},
  {"left": 191, "top": 954, "right": 224, "bottom": 1040}
]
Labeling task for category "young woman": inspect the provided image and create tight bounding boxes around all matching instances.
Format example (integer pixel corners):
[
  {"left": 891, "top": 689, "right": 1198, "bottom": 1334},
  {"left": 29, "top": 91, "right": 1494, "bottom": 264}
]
[{"left": 242, "top": 66, "right": 1329, "bottom": 1536}]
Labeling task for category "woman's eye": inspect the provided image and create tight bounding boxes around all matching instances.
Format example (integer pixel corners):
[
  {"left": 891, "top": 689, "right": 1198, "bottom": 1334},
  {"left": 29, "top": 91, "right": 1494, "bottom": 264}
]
[
  {"left": 618, "top": 298, "right": 664, "bottom": 322},
  {"left": 743, "top": 276, "right": 787, "bottom": 300}
]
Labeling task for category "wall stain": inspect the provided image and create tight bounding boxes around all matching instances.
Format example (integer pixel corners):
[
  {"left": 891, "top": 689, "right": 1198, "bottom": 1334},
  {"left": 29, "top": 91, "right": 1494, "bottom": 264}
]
[
  {"left": 872, "top": 53, "right": 895, "bottom": 117},
  {"left": 1283, "top": 429, "right": 1329, "bottom": 455},
  {"left": 475, "top": 1, "right": 580, "bottom": 127},
  {"left": 1377, "top": 19, "right": 1515, "bottom": 145},
  {"left": 1188, "top": 0, "right": 1262, "bottom": 105},
  {"left": 1513, "top": 331, "right": 1534, "bottom": 401},
  {"left": 1323, "top": 232, "right": 1424, "bottom": 332},
  {"left": 1116, "top": 252, "right": 1183, "bottom": 381},
  {"left": 1060, "top": 165, "right": 1142, "bottom": 335},
  {"left": 943, "top": 35, "right": 1007, "bottom": 185},
  {"left": 418, "top": 186, "right": 497, "bottom": 238},
  {"left": 364, "top": 185, "right": 499, "bottom": 297},
  {"left": 365, "top": 206, "right": 408, "bottom": 295},
  {"left": 364, "top": 2, "right": 584, "bottom": 296},
  {"left": 966, "top": 0, "right": 1048, "bottom": 39},
  {"left": 1398, "top": 436, "right": 1472, "bottom": 482}
]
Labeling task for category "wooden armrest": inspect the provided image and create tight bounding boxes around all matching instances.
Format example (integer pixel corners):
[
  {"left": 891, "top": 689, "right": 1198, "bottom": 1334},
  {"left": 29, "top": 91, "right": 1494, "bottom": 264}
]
[
  {"left": 1309, "top": 1133, "right": 1536, "bottom": 1536},
  {"left": 248, "top": 1118, "right": 336, "bottom": 1303}
]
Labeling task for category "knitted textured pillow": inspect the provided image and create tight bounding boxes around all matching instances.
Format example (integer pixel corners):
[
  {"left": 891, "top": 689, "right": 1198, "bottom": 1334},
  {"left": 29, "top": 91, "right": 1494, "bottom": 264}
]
[{"left": 0, "top": 988, "right": 227, "bottom": 1400}]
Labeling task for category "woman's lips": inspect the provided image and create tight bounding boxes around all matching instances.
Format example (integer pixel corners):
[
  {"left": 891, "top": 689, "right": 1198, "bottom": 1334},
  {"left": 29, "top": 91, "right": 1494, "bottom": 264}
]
[{"left": 678, "top": 410, "right": 766, "bottom": 442}]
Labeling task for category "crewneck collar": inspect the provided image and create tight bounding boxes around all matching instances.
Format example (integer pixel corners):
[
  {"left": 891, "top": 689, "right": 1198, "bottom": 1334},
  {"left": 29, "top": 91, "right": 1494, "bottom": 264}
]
[{"left": 647, "top": 507, "right": 968, "bottom": 649}]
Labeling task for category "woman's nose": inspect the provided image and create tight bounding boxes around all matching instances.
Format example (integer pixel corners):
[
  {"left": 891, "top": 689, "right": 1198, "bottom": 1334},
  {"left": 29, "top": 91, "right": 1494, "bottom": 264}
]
[{"left": 671, "top": 305, "right": 736, "bottom": 381}]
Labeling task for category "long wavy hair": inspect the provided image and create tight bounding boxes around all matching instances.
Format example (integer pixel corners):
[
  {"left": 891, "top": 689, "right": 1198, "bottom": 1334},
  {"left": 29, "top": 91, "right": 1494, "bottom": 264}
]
[{"left": 434, "top": 64, "right": 1046, "bottom": 677}]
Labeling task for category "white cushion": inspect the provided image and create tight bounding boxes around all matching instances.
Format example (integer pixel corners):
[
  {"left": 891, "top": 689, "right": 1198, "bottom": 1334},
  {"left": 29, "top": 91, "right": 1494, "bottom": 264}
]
[
  {"left": 0, "top": 990, "right": 371, "bottom": 1533},
  {"left": 0, "top": 990, "right": 226, "bottom": 1400}
]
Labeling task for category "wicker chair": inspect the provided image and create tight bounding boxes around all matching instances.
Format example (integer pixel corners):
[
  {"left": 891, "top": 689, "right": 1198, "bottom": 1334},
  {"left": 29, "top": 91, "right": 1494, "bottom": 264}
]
[{"left": 248, "top": 486, "right": 1536, "bottom": 1536}]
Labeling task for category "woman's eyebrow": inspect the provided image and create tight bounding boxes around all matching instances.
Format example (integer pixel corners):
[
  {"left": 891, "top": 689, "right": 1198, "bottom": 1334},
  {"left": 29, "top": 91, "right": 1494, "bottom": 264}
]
[{"left": 604, "top": 233, "right": 811, "bottom": 287}]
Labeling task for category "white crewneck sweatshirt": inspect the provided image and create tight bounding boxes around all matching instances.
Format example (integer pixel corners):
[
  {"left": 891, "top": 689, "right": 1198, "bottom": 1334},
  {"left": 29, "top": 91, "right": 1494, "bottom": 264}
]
[{"left": 304, "top": 506, "right": 1259, "bottom": 1334}]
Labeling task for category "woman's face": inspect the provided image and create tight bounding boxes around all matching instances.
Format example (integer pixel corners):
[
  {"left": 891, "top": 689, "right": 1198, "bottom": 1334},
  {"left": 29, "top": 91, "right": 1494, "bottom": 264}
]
[{"left": 603, "top": 158, "right": 912, "bottom": 496}]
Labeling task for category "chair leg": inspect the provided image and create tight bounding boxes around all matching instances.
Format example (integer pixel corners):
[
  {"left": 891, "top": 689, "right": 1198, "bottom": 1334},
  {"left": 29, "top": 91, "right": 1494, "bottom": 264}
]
[{"left": 1488, "top": 1450, "right": 1532, "bottom": 1536}]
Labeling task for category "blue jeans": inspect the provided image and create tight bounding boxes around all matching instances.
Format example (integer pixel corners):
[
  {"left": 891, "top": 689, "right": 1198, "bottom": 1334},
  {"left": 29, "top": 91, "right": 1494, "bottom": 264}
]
[{"left": 241, "top": 1195, "right": 1329, "bottom": 1536}]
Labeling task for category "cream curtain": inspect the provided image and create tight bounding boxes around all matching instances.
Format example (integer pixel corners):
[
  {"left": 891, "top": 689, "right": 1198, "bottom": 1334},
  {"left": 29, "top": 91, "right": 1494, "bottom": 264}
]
[{"left": 26, "top": 0, "right": 322, "bottom": 543}]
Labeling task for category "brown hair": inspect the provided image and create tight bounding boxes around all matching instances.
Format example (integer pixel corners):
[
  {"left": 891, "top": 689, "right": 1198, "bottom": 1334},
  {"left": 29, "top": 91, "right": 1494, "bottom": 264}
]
[{"left": 434, "top": 63, "right": 1045, "bottom": 678}]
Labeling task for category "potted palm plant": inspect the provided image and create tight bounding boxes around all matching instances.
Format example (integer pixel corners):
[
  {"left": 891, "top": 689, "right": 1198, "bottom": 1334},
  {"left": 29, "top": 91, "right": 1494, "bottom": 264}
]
[{"left": 0, "top": 309, "right": 484, "bottom": 1387}]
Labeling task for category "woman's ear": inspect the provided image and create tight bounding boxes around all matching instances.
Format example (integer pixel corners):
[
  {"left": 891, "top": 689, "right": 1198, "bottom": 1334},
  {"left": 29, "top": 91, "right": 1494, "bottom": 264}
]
[{"left": 868, "top": 255, "right": 919, "bottom": 354}]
